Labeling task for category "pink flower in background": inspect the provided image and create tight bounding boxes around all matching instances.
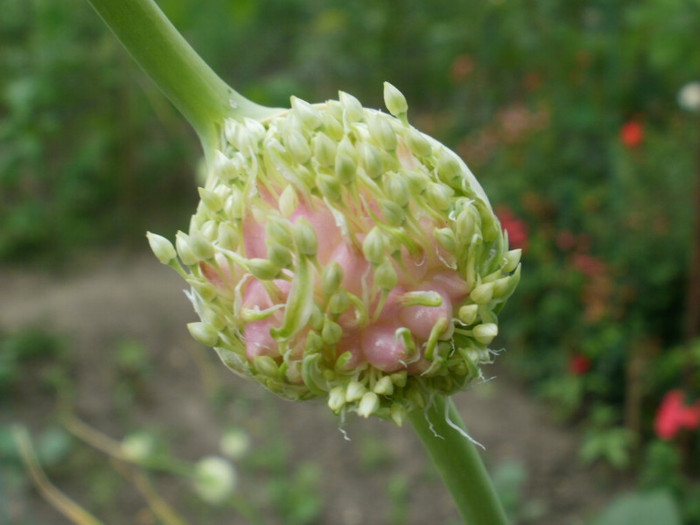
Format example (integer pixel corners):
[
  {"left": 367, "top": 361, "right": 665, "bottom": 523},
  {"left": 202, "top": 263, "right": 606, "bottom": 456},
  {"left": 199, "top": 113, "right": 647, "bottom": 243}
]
[
  {"left": 572, "top": 253, "right": 607, "bottom": 278},
  {"left": 568, "top": 354, "right": 591, "bottom": 375},
  {"left": 654, "top": 390, "right": 700, "bottom": 440},
  {"left": 497, "top": 206, "right": 528, "bottom": 251},
  {"left": 556, "top": 230, "right": 577, "bottom": 252},
  {"left": 620, "top": 120, "right": 644, "bottom": 148},
  {"left": 450, "top": 54, "right": 475, "bottom": 83}
]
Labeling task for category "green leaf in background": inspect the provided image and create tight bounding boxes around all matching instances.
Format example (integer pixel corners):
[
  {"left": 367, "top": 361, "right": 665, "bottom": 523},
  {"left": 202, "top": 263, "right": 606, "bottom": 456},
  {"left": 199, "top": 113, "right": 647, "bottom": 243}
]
[{"left": 592, "top": 490, "right": 681, "bottom": 525}]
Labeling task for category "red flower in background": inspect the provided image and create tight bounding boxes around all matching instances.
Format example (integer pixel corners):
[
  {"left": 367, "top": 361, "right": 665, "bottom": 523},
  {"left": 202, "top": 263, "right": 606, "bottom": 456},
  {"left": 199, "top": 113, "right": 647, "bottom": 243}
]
[
  {"left": 568, "top": 354, "right": 592, "bottom": 375},
  {"left": 620, "top": 120, "right": 644, "bottom": 148},
  {"left": 654, "top": 390, "right": 700, "bottom": 440},
  {"left": 572, "top": 253, "right": 607, "bottom": 278},
  {"left": 497, "top": 206, "right": 528, "bottom": 251}
]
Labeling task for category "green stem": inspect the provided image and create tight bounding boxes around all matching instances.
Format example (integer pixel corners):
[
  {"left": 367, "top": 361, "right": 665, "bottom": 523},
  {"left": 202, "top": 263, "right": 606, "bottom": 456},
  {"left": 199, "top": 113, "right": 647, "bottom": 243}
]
[
  {"left": 85, "top": 0, "right": 280, "bottom": 156},
  {"left": 408, "top": 395, "right": 509, "bottom": 525}
]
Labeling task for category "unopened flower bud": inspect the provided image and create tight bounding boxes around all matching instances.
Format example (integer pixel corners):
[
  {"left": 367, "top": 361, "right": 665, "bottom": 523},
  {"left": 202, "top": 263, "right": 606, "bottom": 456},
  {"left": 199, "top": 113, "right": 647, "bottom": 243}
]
[
  {"left": 383, "top": 82, "right": 408, "bottom": 117},
  {"left": 322, "top": 262, "right": 344, "bottom": 295},
  {"left": 328, "top": 290, "right": 350, "bottom": 315},
  {"left": 199, "top": 187, "right": 224, "bottom": 213},
  {"left": 456, "top": 207, "right": 478, "bottom": 240},
  {"left": 473, "top": 323, "right": 498, "bottom": 345},
  {"left": 190, "top": 232, "right": 215, "bottom": 261},
  {"left": 317, "top": 172, "right": 342, "bottom": 201},
  {"left": 369, "top": 113, "right": 397, "bottom": 151},
  {"left": 357, "top": 392, "right": 380, "bottom": 417},
  {"left": 268, "top": 242, "right": 293, "bottom": 268},
  {"left": 335, "top": 152, "right": 357, "bottom": 185},
  {"left": 239, "top": 117, "right": 263, "bottom": 143},
  {"left": 254, "top": 355, "right": 280, "bottom": 378},
  {"left": 322, "top": 318, "right": 343, "bottom": 345},
  {"left": 247, "top": 258, "right": 280, "bottom": 280},
  {"left": 313, "top": 132, "right": 337, "bottom": 167},
  {"left": 214, "top": 149, "right": 239, "bottom": 179},
  {"left": 434, "top": 227, "right": 457, "bottom": 253},
  {"left": 200, "top": 220, "right": 219, "bottom": 241},
  {"left": 147, "top": 232, "right": 177, "bottom": 265},
  {"left": 266, "top": 216, "right": 294, "bottom": 246},
  {"left": 379, "top": 200, "right": 405, "bottom": 227},
  {"left": 285, "top": 127, "right": 312, "bottom": 165},
  {"left": 346, "top": 381, "right": 366, "bottom": 402},
  {"left": 362, "top": 228, "right": 386, "bottom": 265},
  {"left": 458, "top": 304, "right": 479, "bottom": 325},
  {"left": 321, "top": 110, "right": 343, "bottom": 140},
  {"left": 374, "top": 375, "right": 394, "bottom": 395},
  {"left": 437, "top": 148, "right": 463, "bottom": 186},
  {"left": 294, "top": 218, "right": 318, "bottom": 257},
  {"left": 328, "top": 386, "right": 346, "bottom": 412},
  {"left": 224, "top": 190, "right": 244, "bottom": 220},
  {"left": 503, "top": 249, "right": 522, "bottom": 273},
  {"left": 406, "top": 129, "right": 432, "bottom": 157},
  {"left": 470, "top": 282, "right": 494, "bottom": 305},
  {"left": 494, "top": 266, "right": 521, "bottom": 298},
  {"left": 384, "top": 172, "right": 409, "bottom": 208},
  {"left": 339, "top": 91, "right": 364, "bottom": 123},
  {"left": 188, "top": 322, "right": 219, "bottom": 346},
  {"left": 176, "top": 231, "right": 198, "bottom": 266},
  {"left": 278, "top": 185, "right": 298, "bottom": 217},
  {"left": 361, "top": 142, "right": 384, "bottom": 179},
  {"left": 375, "top": 258, "right": 398, "bottom": 290},
  {"left": 390, "top": 403, "right": 407, "bottom": 426},
  {"left": 291, "top": 96, "right": 322, "bottom": 130},
  {"left": 426, "top": 182, "right": 453, "bottom": 211}
]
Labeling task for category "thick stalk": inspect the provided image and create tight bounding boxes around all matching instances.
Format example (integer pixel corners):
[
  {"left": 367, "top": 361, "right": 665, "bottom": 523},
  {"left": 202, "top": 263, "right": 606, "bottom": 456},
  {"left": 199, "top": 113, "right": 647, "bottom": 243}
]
[
  {"left": 85, "top": 0, "right": 279, "bottom": 156},
  {"left": 408, "top": 395, "right": 509, "bottom": 525}
]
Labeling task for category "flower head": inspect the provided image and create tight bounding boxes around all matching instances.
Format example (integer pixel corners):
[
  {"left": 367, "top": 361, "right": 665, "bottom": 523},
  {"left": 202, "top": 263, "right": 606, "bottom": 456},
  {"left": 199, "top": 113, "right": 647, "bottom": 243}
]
[
  {"left": 654, "top": 389, "right": 700, "bottom": 440},
  {"left": 149, "top": 84, "right": 520, "bottom": 423}
]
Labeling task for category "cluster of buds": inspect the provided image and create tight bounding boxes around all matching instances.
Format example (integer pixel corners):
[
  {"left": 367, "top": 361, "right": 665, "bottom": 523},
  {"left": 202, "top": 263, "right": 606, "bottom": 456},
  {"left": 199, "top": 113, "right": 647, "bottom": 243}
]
[{"left": 148, "top": 83, "right": 520, "bottom": 424}]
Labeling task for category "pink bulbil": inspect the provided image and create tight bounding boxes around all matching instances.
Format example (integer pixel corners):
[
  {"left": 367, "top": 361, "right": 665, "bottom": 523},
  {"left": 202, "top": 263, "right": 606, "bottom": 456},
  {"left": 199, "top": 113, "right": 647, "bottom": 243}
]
[{"left": 218, "top": 195, "right": 469, "bottom": 376}]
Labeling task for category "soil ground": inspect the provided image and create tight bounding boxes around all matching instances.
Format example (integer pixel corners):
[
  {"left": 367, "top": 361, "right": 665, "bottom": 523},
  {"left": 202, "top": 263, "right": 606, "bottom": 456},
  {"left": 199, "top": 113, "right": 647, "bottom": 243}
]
[{"left": 0, "top": 248, "right": 631, "bottom": 524}]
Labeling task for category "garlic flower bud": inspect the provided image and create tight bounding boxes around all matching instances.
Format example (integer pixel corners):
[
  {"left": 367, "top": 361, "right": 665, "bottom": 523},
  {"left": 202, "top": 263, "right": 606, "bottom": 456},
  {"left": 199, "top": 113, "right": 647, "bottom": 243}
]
[{"left": 150, "top": 83, "right": 520, "bottom": 424}]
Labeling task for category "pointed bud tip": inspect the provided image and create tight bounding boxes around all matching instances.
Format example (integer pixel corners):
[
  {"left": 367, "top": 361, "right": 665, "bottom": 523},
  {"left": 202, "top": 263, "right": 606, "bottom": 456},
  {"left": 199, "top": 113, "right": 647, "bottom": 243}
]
[
  {"left": 146, "top": 232, "right": 176, "bottom": 265},
  {"left": 383, "top": 82, "right": 408, "bottom": 117}
]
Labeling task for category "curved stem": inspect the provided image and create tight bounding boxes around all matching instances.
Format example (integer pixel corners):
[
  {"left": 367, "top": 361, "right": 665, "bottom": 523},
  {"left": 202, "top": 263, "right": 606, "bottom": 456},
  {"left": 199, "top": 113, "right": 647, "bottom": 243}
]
[
  {"left": 408, "top": 395, "right": 509, "bottom": 525},
  {"left": 85, "top": 0, "right": 280, "bottom": 156}
]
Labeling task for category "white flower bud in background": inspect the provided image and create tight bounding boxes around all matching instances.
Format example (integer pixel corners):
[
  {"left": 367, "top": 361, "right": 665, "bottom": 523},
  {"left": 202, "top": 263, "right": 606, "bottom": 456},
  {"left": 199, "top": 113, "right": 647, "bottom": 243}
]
[
  {"left": 192, "top": 456, "right": 237, "bottom": 504},
  {"left": 220, "top": 428, "right": 251, "bottom": 460},
  {"left": 121, "top": 432, "right": 157, "bottom": 463},
  {"left": 678, "top": 81, "right": 700, "bottom": 113}
]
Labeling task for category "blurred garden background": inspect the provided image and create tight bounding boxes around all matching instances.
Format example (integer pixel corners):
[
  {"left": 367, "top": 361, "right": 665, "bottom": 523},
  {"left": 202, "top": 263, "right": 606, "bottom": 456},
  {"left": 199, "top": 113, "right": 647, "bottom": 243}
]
[{"left": 1, "top": 0, "right": 700, "bottom": 523}]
